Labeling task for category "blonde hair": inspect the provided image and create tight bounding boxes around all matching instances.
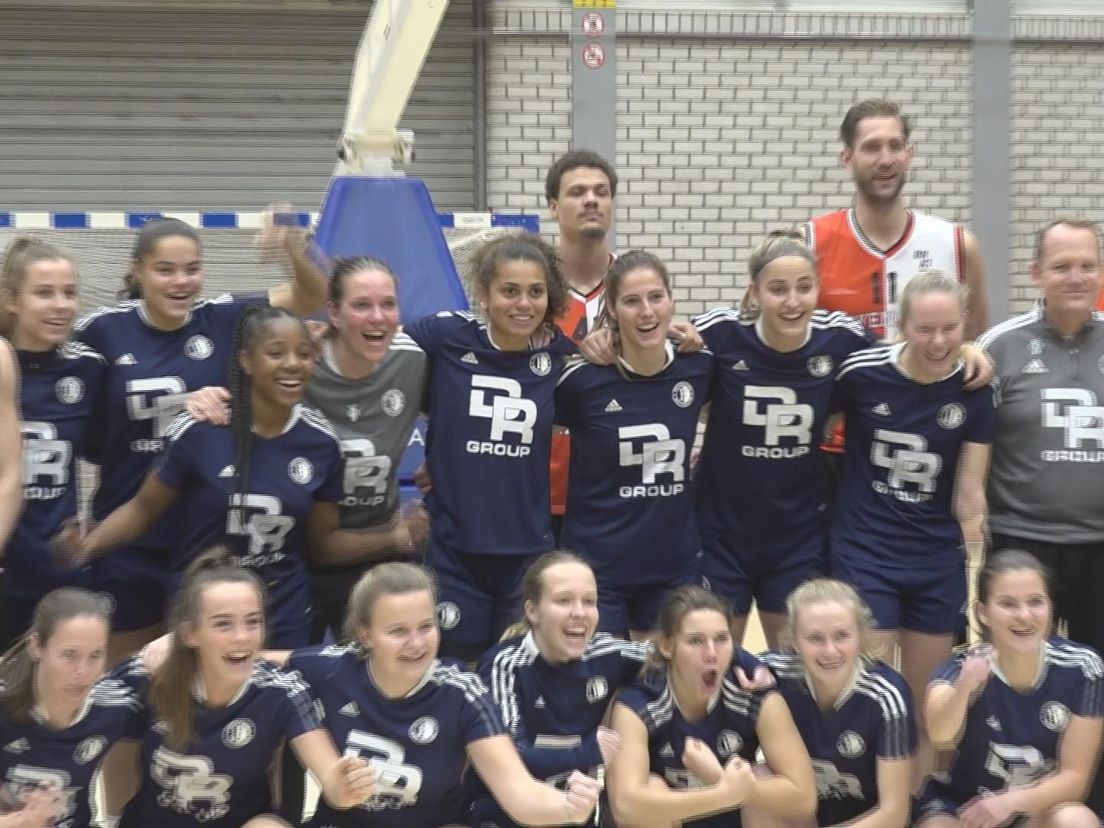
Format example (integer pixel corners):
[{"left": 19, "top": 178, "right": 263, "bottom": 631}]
[
  {"left": 896, "top": 269, "right": 967, "bottom": 336},
  {"left": 343, "top": 562, "right": 438, "bottom": 646},
  {"left": 740, "top": 230, "right": 818, "bottom": 319},
  {"left": 501, "top": 551, "right": 593, "bottom": 641},
  {"left": 782, "top": 579, "right": 881, "bottom": 661},
  {"left": 0, "top": 236, "right": 77, "bottom": 339}
]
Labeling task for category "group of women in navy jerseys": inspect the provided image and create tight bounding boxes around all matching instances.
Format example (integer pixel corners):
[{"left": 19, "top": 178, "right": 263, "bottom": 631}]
[{"left": 0, "top": 215, "right": 1100, "bottom": 826}]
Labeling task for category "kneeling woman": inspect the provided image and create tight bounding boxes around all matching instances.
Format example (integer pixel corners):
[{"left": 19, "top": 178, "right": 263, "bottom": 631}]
[
  {"left": 607, "top": 586, "right": 816, "bottom": 827},
  {"left": 280, "top": 562, "right": 602, "bottom": 828},
  {"left": 761, "top": 579, "right": 915, "bottom": 828},
  {"left": 0, "top": 589, "right": 142, "bottom": 828},
  {"left": 916, "top": 550, "right": 1103, "bottom": 828},
  {"left": 117, "top": 551, "right": 372, "bottom": 827}
]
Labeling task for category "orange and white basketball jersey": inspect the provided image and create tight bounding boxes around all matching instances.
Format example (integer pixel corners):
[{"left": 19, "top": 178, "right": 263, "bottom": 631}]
[{"left": 806, "top": 208, "right": 965, "bottom": 338}]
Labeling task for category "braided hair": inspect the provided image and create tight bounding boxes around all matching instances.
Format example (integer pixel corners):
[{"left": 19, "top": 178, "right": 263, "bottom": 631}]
[{"left": 226, "top": 305, "right": 308, "bottom": 523}]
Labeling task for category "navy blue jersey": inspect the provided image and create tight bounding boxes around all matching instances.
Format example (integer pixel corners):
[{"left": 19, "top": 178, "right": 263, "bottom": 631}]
[
  {"left": 694, "top": 309, "right": 875, "bottom": 542},
  {"left": 761, "top": 652, "right": 915, "bottom": 825},
  {"left": 480, "top": 631, "right": 651, "bottom": 780},
  {"left": 0, "top": 671, "right": 143, "bottom": 828},
  {"left": 404, "top": 311, "right": 575, "bottom": 556},
  {"left": 154, "top": 407, "right": 343, "bottom": 645},
  {"left": 116, "top": 658, "right": 321, "bottom": 828},
  {"left": 555, "top": 347, "right": 713, "bottom": 581},
  {"left": 832, "top": 344, "right": 998, "bottom": 562},
  {"left": 927, "top": 639, "right": 1104, "bottom": 805},
  {"left": 7, "top": 343, "right": 106, "bottom": 599},
  {"left": 72, "top": 295, "right": 266, "bottom": 556},
  {"left": 288, "top": 644, "right": 507, "bottom": 828},
  {"left": 617, "top": 659, "right": 768, "bottom": 828}
]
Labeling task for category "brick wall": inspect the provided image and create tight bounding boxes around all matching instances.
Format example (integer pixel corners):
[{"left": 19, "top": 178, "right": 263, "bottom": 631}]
[{"left": 486, "top": 5, "right": 1104, "bottom": 319}]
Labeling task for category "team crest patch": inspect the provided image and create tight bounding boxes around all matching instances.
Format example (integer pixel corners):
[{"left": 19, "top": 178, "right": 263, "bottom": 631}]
[
  {"left": 222, "top": 718, "right": 256, "bottom": 749},
  {"left": 346, "top": 404, "right": 362, "bottom": 423},
  {"left": 74, "top": 736, "right": 107, "bottom": 765},
  {"left": 937, "top": 403, "right": 966, "bottom": 430},
  {"left": 586, "top": 677, "right": 608, "bottom": 703},
  {"left": 55, "top": 376, "right": 84, "bottom": 404},
  {"left": 185, "top": 335, "right": 214, "bottom": 360},
  {"left": 288, "top": 457, "right": 314, "bottom": 484},
  {"left": 530, "top": 352, "right": 552, "bottom": 377},
  {"left": 409, "top": 716, "right": 439, "bottom": 744},
  {"left": 436, "top": 601, "right": 461, "bottom": 630},
  {"left": 807, "top": 355, "right": 833, "bottom": 377},
  {"left": 382, "top": 389, "right": 406, "bottom": 417},
  {"left": 1040, "top": 701, "right": 1070, "bottom": 732},
  {"left": 837, "top": 731, "right": 866, "bottom": 758},
  {"left": 716, "top": 730, "right": 742, "bottom": 757},
  {"left": 1028, "top": 338, "right": 1044, "bottom": 356},
  {"left": 671, "top": 381, "right": 694, "bottom": 408},
  {"left": 1097, "top": 355, "right": 1104, "bottom": 376}
]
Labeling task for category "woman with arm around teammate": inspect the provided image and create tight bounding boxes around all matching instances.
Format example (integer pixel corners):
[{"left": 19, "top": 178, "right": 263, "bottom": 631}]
[
  {"left": 606, "top": 585, "right": 816, "bottom": 828},
  {"left": 829, "top": 269, "right": 996, "bottom": 710},
  {"left": 916, "top": 550, "right": 1103, "bottom": 828},
  {"left": 115, "top": 551, "right": 373, "bottom": 828},
  {"left": 692, "top": 231, "right": 877, "bottom": 650},
  {"left": 555, "top": 251, "right": 714, "bottom": 639},
  {"left": 0, "top": 238, "right": 106, "bottom": 647},
  {"left": 0, "top": 589, "right": 144, "bottom": 828},
  {"left": 402, "top": 234, "right": 576, "bottom": 661},
  {"left": 760, "top": 579, "right": 915, "bottom": 828},
  {"left": 57, "top": 306, "right": 393, "bottom": 648},
  {"left": 70, "top": 213, "right": 329, "bottom": 661},
  {"left": 277, "top": 561, "right": 602, "bottom": 828}
]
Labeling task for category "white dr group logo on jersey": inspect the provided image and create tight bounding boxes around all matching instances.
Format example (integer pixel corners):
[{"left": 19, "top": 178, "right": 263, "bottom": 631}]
[
  {"left": 125, "top": 377, "right": 190, "bottom": 451},
  {"left": 21, "top": 421, "right": 71, "bottom": 501},
  {"left": 227, "top": 494, "right": 294, "bottom": 566},
  {"left": 3, "top": 766, "right": 79, "bottom": 825},
  {"left": 151, "top": 746, "right": 232, "bottom": 821},
  {"left": 1041, "top": 388, "right": 1104, "bottom": 462},
  {"left": 742, "top": 386, "right": 814, "bottom": 458},
  {"left": 618, "top": 424, "right": 686, "bottom": 498},
  {"left": 341, "top": 439, "right": 390, "bottom": 508},
  {"left": 467, "top": 375, "right": 537, "bottom": 457},
  {"left": 870, "top": 429, "right": 941, "bottom": 502}
]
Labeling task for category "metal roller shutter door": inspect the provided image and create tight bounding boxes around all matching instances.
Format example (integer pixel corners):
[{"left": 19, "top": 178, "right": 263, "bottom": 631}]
[{"left": 0, "top": 1, "right": 475, "bottom": 211}]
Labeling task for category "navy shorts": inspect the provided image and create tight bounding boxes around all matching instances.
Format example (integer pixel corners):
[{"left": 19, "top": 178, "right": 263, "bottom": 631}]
[
  {"left": 425, "top": 534, "right": 538, "bottom": 661},
  {"left": 89, "top": 548, "right": 168, "bottom": 632},
  {"left": 831, "top": 547, "right": 965, "bottom": 636},
  {"left": 701, "top": 524, "right": 828, "bottom": 615},
  {"left": 596, "top": 569, "right": 699, "bottom": 637}
]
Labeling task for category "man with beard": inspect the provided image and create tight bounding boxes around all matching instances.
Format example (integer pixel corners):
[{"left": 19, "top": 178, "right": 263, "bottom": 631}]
[
  {"left": 805, "top": 99, "right": 987, "bottom": 341},
  {"left": 804, "top": 99, "right": 988, "bottom": 459}
]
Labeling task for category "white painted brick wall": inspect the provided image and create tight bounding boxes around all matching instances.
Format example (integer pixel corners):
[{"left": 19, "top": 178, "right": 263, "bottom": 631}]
[
  {"left": 486, "top": 13, "right": 1104, "bottom": 320},
  {"left": 488, "top": 35, "right": 973, "bottom": 316}
]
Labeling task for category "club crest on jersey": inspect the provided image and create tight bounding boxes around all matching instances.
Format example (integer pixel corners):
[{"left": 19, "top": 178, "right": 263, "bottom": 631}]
[
  {"left": 716, "top": 730, "right": 743, "bottom": 758},
  {"left": 1040, "top": 701, "right": 1071, "bottom": 732},
  {"left": 1097, "top": 355, "right": 1104, "bottom": 376},
  {"left": 530, "top": 352, "right": 552, "bottom": 377},
  {"left": 409, "top": 716, "right": 439, "bottom": 744},
  {"left": 74, "top": 736, "right": 107, "bottom": 765},
  {"left": 807, "top": 355, "right": 833, "bottom": 377},
  {"left": 222, "top": 718, "right": 256, "bottom": 748},
  {"left": 55, "top": 376, "right": 84, "bottom": 404},
  {"left": 586, "top": 677, "right": 609, "bottom": 703},
  {"left": 288, "top": 456, "right": 314, "bottom": 484},
  {"left": 836, "top": 731, "right": 866, "bottom": 758},
  {"left": 1028, "top": 338, "right": 1045, "bottom": 356},
  {"left": 937, "top": 403, "right": 966, "bottom": 430},
  {"left": 382, "top": 389, "right": 407, "bottom": 416},
  {"left": 436, "top": 601, "right": 461, "bottom": 630},
  {"left": 185, "top": 335, "right": 214, "bottom": 360},
  {"left": 671, "top": 381, "right": 694, "bottom": 408},
  {"left": 346, "top": 404, "right": 362, "bottom": 422}
]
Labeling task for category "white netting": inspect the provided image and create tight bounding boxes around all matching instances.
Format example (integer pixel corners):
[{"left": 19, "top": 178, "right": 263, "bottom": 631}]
[{"left": 0, "top": 225, "right": 524, "bottom": 314}]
